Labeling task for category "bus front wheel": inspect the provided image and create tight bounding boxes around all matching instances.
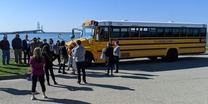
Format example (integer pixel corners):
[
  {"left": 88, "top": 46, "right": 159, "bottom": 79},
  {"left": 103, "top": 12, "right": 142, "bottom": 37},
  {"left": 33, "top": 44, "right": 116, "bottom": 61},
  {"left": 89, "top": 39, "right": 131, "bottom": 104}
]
[{"left": 85, "top": 54, "right": 92, "bottom": 67}]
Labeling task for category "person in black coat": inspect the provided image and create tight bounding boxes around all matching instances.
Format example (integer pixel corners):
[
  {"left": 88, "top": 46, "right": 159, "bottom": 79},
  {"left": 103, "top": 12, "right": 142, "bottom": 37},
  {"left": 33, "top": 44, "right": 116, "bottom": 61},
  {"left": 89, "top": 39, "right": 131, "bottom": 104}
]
[
  {"left": 42, "top": 45, "right": 57, "bottom": 85},
  {"left": 104, "top": 42, "right": 114, "bottom": 75},
  {"left": 22, "top": 34, "right": 30, "bottom": 64},
  {"left": 58, "top": 41, "right": 68, "bottom": 74}
]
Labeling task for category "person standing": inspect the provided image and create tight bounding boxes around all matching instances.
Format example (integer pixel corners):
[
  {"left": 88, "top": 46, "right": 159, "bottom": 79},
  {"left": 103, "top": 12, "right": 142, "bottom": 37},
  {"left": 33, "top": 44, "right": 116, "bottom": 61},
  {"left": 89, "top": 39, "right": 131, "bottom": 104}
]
[
  {"left": 58, "top": 41, "right": 68, "bottom": 74},
  {"left": 113, "top": 41, "right": 120, "bottom": 73},
  {"left": 105, "top": 42, "right": 114, "bottom": 75},
  {"left": 22, "top": 34, "right": 30, "bottom": 64},
  {"left": 41, "top": 39, "right": 49, "bottom": 48},
  {"left": 67, "top": 42, "right": 76, "bottom": 74},
  {"left": 12, "top": 33, "right": 22, "bottom": 64},
  {"left": 29, "top": 47, "right": 47, "bottom": 100},
  {"left": 0, "top": 35, "right": 10, "bottom": 65},
  {"left": 30, "top": 37, "right": 42, "bottom": 56},
  {"left": 74, "top": 40, "right": 86, "bottom": 84},
  {"left": 53, "top": 40, "right": 61, "bottom": 65},
  {"left": 48, "top": 38, "right": 55, "bottom": 60},
  {"left": 42, "top": 45, "right": 57, "bottom": 85}
]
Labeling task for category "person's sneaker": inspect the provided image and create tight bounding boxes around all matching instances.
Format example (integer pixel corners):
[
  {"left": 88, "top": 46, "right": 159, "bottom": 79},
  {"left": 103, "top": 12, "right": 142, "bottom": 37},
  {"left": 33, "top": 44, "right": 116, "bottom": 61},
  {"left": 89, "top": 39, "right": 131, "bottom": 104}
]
[
  {"left": 47, "top": 83, "right": 51, "bottom": 86},
  {"left": 54, "top": 82, "right": 58, "bottom": 85},
  {"left": 58, "top": 71, "right": 62, "bottom": 73},
  {"left": 114, "top": 71, "right": 119, "bottom": 73},
  {"left": 77, "top": 81, "right": 81, "bottom": 85},
  {"left": 31, "top": 96, "right": 37, "bottom": 100},
  {"left": 84, "top": 81, "right": 87, "bottom": 84},
  {"left": 43, "top": 96, "right": 48, "bottom": 99}
]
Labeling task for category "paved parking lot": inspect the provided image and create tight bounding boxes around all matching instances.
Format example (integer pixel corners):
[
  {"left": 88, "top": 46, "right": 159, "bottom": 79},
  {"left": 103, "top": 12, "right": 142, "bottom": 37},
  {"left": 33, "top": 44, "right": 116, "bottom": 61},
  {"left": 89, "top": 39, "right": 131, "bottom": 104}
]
[{"left": 1, "top": 53, "right": 208, "bottom": 104}]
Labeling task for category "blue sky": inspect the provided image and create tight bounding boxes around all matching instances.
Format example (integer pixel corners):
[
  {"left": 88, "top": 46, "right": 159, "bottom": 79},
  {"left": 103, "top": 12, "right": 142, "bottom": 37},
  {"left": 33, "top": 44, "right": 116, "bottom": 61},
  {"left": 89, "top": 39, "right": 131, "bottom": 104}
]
[{"left": 0, "top": 0, "right": 208, "bottom": 32}]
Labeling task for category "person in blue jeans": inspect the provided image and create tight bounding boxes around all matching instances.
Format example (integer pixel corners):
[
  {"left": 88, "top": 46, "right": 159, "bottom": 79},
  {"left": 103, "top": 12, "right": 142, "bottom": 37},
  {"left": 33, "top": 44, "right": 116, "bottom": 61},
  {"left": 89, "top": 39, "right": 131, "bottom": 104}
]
[{"left": 0, "top": 35, "right": 10, "bottom": 65}]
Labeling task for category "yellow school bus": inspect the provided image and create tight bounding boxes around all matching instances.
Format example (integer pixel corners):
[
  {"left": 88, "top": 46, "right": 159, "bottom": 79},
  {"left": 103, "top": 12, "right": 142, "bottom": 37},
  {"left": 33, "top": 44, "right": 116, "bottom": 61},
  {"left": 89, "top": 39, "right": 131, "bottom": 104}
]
[{"left": 66, "top": 20, "right": 207, "bottom": 66}]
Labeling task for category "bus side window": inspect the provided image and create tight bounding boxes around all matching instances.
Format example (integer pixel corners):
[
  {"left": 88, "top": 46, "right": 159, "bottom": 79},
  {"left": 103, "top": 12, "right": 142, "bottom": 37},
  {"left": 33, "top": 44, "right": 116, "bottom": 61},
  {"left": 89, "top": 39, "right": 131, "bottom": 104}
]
[
  {"left": 131, "top": 27, "right": 139, "bottom": 37},
  {"left": 120, "top": 28, "right": 129, "bottom": 37},
  {"left": 193, "top": 28, "right": 199, "bottom": 37},
  {"left": 140, "top": 27, "right": 149, "bottom": 37},
  {"left": 172, "top": 28, "right": 180, "bottom": 37},
  {"left": 149, "top": 28, "right": 156, "bottom": 37},
  {"left": 157, "top": 28, "right": 164, "bottom": 37},
  {"left": 200, "top": 28, "right": 206, "bottom": 36},
  {"left": 111, "top": 27, "right": 120, "bottom": 38},
  {"left": 164, "top": 28, "right": 172, "bottom": 37},
  {"left": 180, "top": 28, "right": 187, "bottom": 37}
]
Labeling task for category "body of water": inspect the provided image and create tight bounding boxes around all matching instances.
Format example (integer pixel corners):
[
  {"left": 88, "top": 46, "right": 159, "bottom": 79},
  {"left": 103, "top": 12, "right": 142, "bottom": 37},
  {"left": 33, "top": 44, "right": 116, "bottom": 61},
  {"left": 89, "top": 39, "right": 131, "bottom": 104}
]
[{"left": 0, "top": 32, "right": 81, "bottom": 47}]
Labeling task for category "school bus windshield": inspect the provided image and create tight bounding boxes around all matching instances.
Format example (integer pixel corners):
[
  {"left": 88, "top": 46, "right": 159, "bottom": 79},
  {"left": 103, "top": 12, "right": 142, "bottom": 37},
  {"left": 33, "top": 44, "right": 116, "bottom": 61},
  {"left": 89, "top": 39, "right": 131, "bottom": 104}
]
[{"left": 81, "top": 26, "right": 94, "bottom": 39}]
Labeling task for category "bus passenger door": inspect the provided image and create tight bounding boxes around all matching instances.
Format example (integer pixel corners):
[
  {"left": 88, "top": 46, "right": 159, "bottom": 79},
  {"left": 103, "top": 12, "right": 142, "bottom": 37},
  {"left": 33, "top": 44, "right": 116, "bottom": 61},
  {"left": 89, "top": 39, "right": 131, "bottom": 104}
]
[{"left": 94, "top": 26, "right": 109, "bottom": 63}]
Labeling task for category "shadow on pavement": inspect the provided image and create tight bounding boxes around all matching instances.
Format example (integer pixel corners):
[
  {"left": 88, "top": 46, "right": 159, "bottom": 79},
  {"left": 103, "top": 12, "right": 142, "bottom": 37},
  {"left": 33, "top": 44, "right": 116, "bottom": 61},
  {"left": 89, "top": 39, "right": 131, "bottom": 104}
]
[
  {"left": 86, "top": 82, "right": 135, "bottom": 91},
  {"left": 37, "top": 97, "right": 90, "bottom": 104},
  {"left": 119, "top": 72, "right": 158, "bottom": 77},
  {"left": 52, "top": 84, "right": 93, "bottom": 91},
  {"left": 0, "top": 88, "right": 31, "bottom": 95},
  {"left": 86, "top": 71, "right": 154, "bottom": 80},
  {"left": 90, "top": 57, "right": 208, "bottom": 72},
  {"left": 55, "top": 74, "right": 77, "bottom": 79}
]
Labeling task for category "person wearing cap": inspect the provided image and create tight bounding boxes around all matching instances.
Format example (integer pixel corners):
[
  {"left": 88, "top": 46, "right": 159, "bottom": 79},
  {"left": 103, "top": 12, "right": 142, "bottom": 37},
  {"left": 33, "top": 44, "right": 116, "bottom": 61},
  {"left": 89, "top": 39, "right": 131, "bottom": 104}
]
[
  {"left": 12, "top": 33, "right": 22, "bottom": 64},
  {"left": 0, "top": 35, "right": 10, "bottom": 65}
]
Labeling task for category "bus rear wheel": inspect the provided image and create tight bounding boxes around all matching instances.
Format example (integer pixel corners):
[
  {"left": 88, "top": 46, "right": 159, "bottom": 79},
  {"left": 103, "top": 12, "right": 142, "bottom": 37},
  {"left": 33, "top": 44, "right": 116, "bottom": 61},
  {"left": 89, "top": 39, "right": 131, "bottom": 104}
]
[{"left": 164, "top": 49, "right": 178, "bottom": 62}]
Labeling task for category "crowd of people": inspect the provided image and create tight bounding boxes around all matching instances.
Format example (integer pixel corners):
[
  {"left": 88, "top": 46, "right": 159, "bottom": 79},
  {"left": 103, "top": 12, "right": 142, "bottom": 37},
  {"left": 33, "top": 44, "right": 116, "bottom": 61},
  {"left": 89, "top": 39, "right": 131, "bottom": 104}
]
[{"left": 0, "top": 33, "right": 120, "bottom": 100}]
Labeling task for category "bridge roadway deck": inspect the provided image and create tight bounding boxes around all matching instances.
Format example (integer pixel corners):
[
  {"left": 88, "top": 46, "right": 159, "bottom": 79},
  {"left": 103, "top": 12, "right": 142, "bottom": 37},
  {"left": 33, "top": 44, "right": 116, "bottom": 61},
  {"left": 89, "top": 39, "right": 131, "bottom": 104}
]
[{"left": 1, "top": 53, "right": 208, "bottom": 104}]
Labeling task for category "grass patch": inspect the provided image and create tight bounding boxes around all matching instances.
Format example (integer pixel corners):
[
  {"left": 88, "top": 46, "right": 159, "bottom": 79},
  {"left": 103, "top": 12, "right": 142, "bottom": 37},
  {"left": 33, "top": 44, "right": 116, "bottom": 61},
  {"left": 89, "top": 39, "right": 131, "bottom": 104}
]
[{"left": 0, "top": 53, "right": 30, "bottom": 76}]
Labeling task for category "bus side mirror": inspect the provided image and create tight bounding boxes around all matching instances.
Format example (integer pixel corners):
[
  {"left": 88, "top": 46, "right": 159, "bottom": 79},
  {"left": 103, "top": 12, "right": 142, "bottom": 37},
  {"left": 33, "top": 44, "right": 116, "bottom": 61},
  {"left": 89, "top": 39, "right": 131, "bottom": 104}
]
[{"left": 71, "top": 29, "right": 76, "bottom": 39}]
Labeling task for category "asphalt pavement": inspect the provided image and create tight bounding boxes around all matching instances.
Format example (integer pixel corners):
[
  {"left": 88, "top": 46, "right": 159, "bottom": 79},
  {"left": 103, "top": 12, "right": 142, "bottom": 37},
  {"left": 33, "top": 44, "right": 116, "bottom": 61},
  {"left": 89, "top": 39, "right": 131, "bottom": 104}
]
[{"left": 1, "top": 53, "right": 208, "bottom": 104}]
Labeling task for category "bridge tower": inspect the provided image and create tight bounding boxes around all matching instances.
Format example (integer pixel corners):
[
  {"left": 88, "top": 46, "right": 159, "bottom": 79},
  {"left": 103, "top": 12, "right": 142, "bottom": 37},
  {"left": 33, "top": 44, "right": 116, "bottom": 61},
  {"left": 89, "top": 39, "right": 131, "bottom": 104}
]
[
  {"left": 41, "top": 25, "right": 43, "bottom": 31},
  {"left": 37, "top": 22, "right": 40, "bottom": 30}
]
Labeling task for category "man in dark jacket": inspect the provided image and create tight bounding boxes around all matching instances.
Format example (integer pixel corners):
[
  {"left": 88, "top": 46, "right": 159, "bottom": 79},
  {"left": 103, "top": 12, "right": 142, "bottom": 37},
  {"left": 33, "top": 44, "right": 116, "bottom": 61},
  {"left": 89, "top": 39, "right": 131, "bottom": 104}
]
[
  {"left": 105, "top": 42, "right": 114, "bottom": 75},
  {"left": 12, "top": 33, "right": 22, "bottom": 64},
  {"left": 0, "top": 35, "right": 10, "bottom": 65},
  {"left": 22, "top": 34, "right": 30, "bottom": 64}
]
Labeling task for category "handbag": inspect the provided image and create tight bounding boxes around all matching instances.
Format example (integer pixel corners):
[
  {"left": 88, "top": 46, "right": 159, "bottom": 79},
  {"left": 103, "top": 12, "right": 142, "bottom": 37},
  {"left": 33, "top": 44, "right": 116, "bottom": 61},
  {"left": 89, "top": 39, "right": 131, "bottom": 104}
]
[{"left": 100, "top": 53, "right": 105, "bottom": 60}]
